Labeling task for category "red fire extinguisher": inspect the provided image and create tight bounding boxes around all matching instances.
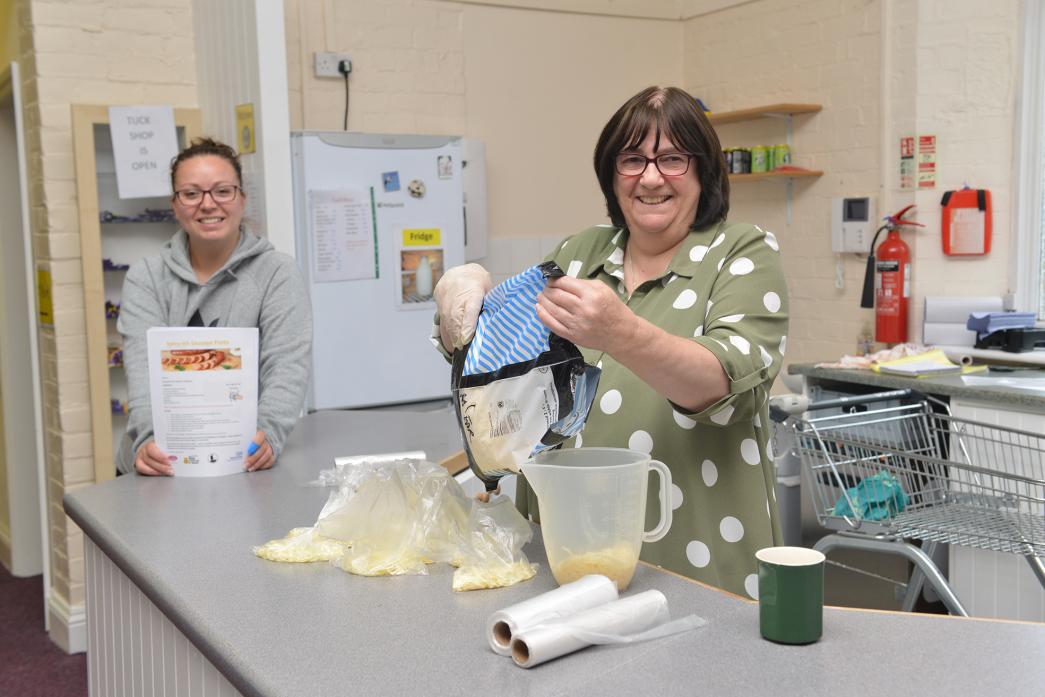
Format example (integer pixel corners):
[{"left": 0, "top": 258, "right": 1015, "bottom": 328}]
[{"left": 860, "top": 205, "right": 923, "bottom": 344}]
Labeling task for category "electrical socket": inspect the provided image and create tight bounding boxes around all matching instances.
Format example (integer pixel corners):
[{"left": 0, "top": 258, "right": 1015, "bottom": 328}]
[{"left": 314, "top": 52, "right": 353, "bottom": 78}]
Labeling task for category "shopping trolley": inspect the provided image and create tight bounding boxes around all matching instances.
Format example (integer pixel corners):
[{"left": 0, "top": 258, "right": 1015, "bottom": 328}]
[{"left": 790, "top": 389, "right": 1045, "bottom": 616}]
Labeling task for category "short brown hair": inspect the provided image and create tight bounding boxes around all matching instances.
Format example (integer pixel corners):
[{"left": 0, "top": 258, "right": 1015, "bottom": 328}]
[
  {"left": 169, "top": 137, "right": 242, "bottom": 191},
  {"left": 593, "top": 86, "right": 729, "bottom": 231}
]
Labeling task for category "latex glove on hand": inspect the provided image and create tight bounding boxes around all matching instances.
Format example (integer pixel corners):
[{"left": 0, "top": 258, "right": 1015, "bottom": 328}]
[{"left": 434, "top": 263, "right": 492, "bottom": 351}]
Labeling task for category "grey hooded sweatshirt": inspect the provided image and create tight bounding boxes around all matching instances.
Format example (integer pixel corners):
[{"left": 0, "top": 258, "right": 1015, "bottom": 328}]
[{"left": 116, "top": 229, "right": 313, "bottom": 474}]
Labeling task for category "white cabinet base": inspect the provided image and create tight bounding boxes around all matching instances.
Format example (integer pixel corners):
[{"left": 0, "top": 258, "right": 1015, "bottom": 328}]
[
  {"left": 948, "top": 398, "right": 1045, "bottom": 622},
  {"left": 85, "top": 538, "right": 244, "bottom": 697}
]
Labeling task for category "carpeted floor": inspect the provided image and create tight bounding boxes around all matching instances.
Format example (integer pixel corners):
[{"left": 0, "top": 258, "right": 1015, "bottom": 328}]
[{"left": 0, "top": 565, "right": 87, "bottom": 696}]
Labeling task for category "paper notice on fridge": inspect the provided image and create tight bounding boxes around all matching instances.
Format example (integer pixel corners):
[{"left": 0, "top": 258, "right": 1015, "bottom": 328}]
[
  {"left": 147, "top": 327, "right": 259, "bottom": 477},
  {"left": 309, "top": 189, "right": 378, "bottom": 283}
]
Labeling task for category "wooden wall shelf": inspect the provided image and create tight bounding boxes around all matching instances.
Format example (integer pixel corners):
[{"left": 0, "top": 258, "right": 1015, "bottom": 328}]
[
  {"left": 707, "top": 103, "right": 822, "bottom": 125},
  {"left": 729, "top": 169, "right": 823, "bottom": 183}
]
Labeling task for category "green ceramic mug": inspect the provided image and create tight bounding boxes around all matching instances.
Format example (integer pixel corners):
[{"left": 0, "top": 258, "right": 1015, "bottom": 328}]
[{"left": 756, "top": 546, "right": 826, "bottom": 644}]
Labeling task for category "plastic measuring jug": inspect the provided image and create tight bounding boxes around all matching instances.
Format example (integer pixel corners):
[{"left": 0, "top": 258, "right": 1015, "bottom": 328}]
[{"left": 520, "top": 448, "right": 672, "bottom": 591}]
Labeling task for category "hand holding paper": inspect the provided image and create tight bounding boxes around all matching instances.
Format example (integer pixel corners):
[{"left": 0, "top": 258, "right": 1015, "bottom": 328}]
[{"left": 245, "top": 430, "right": 273, "bottom": 472}]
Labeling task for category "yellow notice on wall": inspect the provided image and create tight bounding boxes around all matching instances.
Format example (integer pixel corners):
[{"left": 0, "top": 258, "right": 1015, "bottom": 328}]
[
  {"left": 235, "top": 103, "right": 256, "bottom": 154},
  {"left": 402, "top": 228, "right": 441, "bottom": 247},
  {"left": 36, "top": 267, "right": 53, "bottom": 326}
]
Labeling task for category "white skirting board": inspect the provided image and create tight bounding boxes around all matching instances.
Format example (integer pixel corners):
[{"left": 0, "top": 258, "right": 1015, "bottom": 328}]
[
  {"left": 948, "top": 399, "right": 1045, "bottom": 622},
  {"left": 48, "top": 585, "right": 86, "bottom": 654},
  {"left": 85, "top": 538, "right": 245, "bottom": 697}
]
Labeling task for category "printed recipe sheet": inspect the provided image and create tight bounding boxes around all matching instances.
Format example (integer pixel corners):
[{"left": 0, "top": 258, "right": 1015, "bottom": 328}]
[{"left": 147, "top": 327, "right": 259, "bottom": 476}]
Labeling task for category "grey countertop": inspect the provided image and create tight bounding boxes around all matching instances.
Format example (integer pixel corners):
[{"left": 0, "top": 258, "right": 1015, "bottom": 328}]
[
  {"left": 65, "top": 408, "right": 1045, "bottom": 697},
  {"left": 789, "top": 362, "right": 1045, "bottom": 410}
]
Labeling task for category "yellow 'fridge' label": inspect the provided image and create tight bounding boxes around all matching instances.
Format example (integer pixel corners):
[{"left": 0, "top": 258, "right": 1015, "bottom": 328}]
[{"left": 402, "top": 228, "right": 441, "bottom": 246}]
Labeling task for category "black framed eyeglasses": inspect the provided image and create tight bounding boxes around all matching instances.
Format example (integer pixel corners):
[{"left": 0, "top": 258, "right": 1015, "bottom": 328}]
[
  {"left": 173, "top": 185, "right": 241, "bottom": 206},
  {"left": 615, "top": 152, "right": 693, "bottom": 177}
]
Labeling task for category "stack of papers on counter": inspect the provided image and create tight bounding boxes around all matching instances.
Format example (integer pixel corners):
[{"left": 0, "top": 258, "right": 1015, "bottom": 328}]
[
  {"left": 967, "top": 311, "right": 1036, "bottom": 338},
  {"left": 873, "top": 349, "right": 962, "bottom": 377}
]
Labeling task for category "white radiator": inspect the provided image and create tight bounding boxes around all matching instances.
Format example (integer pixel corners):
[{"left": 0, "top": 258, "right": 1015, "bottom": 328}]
[
  {"left": 948, "top": 398, "right": 1045, "bottom": 622},
  {"left": 85, "top": 538, "right": 245, "bottom": 697}
]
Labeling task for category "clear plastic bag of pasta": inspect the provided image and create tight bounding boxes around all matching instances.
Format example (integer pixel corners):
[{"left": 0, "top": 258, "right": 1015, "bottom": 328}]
[{"left": 254, "top": 456, "right": 536, "bottom": 590}]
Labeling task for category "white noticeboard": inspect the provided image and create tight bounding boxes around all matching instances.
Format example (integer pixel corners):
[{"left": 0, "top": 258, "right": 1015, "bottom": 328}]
[
  {"left": 108, "top": 105, "right": 179, "bottom": 199},
  {"left": 147, "top": 327, "right": 259, "bottom": 477}
]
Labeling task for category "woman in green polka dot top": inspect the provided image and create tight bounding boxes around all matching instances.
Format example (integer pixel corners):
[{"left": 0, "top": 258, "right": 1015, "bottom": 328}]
[{"left": 435, "top": 86, "right": 788, "bottom": 598}]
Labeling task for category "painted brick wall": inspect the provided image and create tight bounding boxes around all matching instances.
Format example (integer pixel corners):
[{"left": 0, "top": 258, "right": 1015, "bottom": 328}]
[
  {"left": 285, "top": 0, "right": 467, "bottom": 134},
  {"left": 906, "top": 0, "right": 1019, "bottom": 337},
  {"left": 20, "top": 0, "right": 197, "bottom": 652},
  {"left": 683, "top": 0, "right": 1020, "bottom": 375},
  {"left": 284, "top": 0, "right": 682, "bottom": 268}
]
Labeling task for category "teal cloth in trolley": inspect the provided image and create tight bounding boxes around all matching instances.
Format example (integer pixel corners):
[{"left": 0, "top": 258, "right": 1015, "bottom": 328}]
[
  {"left": 463, "top": 264, "right": 551, "bottom": 376},
  {"left": 832, "top": 471, "right": 909, "bottom": 521}
]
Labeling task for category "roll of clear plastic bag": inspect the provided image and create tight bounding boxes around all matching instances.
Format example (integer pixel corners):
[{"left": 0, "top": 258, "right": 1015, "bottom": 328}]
[{"left": 451, "top": 262, "right": 601, "bottom": 491}]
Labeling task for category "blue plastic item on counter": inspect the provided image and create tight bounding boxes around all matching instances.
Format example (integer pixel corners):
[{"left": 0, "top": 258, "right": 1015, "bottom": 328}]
[{"left": 832, "top": 471, "right": 909, "bottom": 521}]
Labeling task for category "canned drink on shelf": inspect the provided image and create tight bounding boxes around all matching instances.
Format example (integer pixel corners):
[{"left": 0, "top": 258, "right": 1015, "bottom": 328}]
[
  {"left": 772, "top": 143, "right": 791, "bottom": 169},
  {"left": 723, "top": 149, "right": 732, "bottom": 171},
  {"left": 751, "top": 145, "right": 769, "bottom": 173},
  {"left": 732, "top": 148, "right": 751, "bottom": 174}
]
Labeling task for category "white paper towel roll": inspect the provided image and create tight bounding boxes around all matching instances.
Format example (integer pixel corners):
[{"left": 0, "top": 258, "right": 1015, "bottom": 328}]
[
  {"left": 486, "top": 574, "right": 618, "bottom": 656},
  {"left": 511, "top": 590, "right": 694, "bottom": 668},
  {"left": 923, "top": 296, "right": 1004, "bottom": 348},
  {"left": 923, "top": 296, "right": 1004, "bottom": 324}
]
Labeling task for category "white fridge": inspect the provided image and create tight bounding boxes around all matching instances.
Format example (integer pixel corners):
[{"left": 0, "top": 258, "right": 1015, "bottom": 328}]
[{"left": 290, "top": 131, "right": 475, "bottom": 410}]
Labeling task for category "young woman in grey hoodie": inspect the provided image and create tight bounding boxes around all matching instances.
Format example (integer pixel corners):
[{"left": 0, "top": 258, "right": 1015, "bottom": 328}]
[{"left": 116, "top": 138, "right": 312, "bottom": 476}]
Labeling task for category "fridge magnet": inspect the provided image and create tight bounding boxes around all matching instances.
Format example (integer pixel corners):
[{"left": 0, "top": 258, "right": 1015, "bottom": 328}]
[
  {"left": 437, "top": 154, "right": 453, "bottom": 179},
  {"left": 408, "top": 179, "right": 426, "bottom": 199},
  {"left": 382, "top": 171, "right": 400, "bottom": 192}
]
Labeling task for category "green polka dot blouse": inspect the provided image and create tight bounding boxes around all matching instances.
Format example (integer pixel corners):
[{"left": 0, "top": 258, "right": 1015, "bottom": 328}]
[{"left": 516, "top": 220, "right": 790, "bottom": 598}]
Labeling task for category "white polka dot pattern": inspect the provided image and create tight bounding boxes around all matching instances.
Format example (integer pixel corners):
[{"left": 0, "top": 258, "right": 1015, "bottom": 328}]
[
  {"left": 720, "top": 313, "right": 744, "bottom": 323},
  {"left": 729, "top": 257, "right": 755, "bottom": 276},
  {"left": 686, "top": 540, "right": 711, "bottom": 568},
  {"left": 763, "top": 291, "right": 781, "bottom": 312},
  {"left": 566, "top": 260, "right": 582, "bottom": 277},
  {"left": 600, "top": 389, "right": 622, "bottom": 414},
  {"left": 673, "top": 289, "right": 698, "bottom": 309},
  {"left": 729, "top": 335, "right": 750, "bottom": 354},
  {"left": 740, "top": 438, "right": 760, "bottom": 465},
  {"left": 673, "top": 410, "right": 697, "bottom": 430},
  {"left": 764, "top": 231, "right": 779, "bottom": 251},
  {"left": 760, "top": 345, "right": 773, "bottom": 368},
  {"left": 575, "top": 433, "right": 583, "bottom": 448},
  {"left": 607, "top": 247, "right": 624, "bottom": 265},
  {"left": 779, "top": 335, "right": 787, "bottom": 355},
  {"left": 720, "top": 516, "right": 744, "bottom": 542},
  {"left": 744, "top": 574, "right": 759, "bottom": 599},
  {"left": 717, "top": 258, "right": 725, "bottom": 272},
  {"left": 710, "top": 233, "right": 726, "bottom": 248},
  {"left": 701, "top": 459, "right": 718, "bottom": 487},
  {"left": 694, "top": 325, "right": 703, "bottom": 337},
  {"left": 690, "top": 245, "right": 709, "bottom": 262},
  {"left": 670, "top": 484, "right": 684, "bottom": 510},
  {"left": 628, "top": 430, "right": 653, "bottom": 453},
  {"left": 710, "top": 404, "right": 734, "bottom": 426}
]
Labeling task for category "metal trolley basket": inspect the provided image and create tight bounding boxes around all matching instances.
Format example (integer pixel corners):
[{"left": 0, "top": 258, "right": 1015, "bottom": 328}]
[{"left": 793, "top": 389, "right": 1045, "bottom": 616}]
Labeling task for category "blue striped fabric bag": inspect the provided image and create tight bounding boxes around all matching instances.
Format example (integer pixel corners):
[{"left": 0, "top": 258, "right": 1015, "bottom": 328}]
[
  {"left": 463, "top": 264, "right": 550, "bottom": 376},
  {"left": 451, "top": 262, "right": 601, "bottom": 491}
]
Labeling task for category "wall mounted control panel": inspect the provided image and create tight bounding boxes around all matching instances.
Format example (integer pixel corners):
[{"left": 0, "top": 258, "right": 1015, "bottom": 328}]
[{"left": 831, "top": 196, "right": 874, "bottom": 253}]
